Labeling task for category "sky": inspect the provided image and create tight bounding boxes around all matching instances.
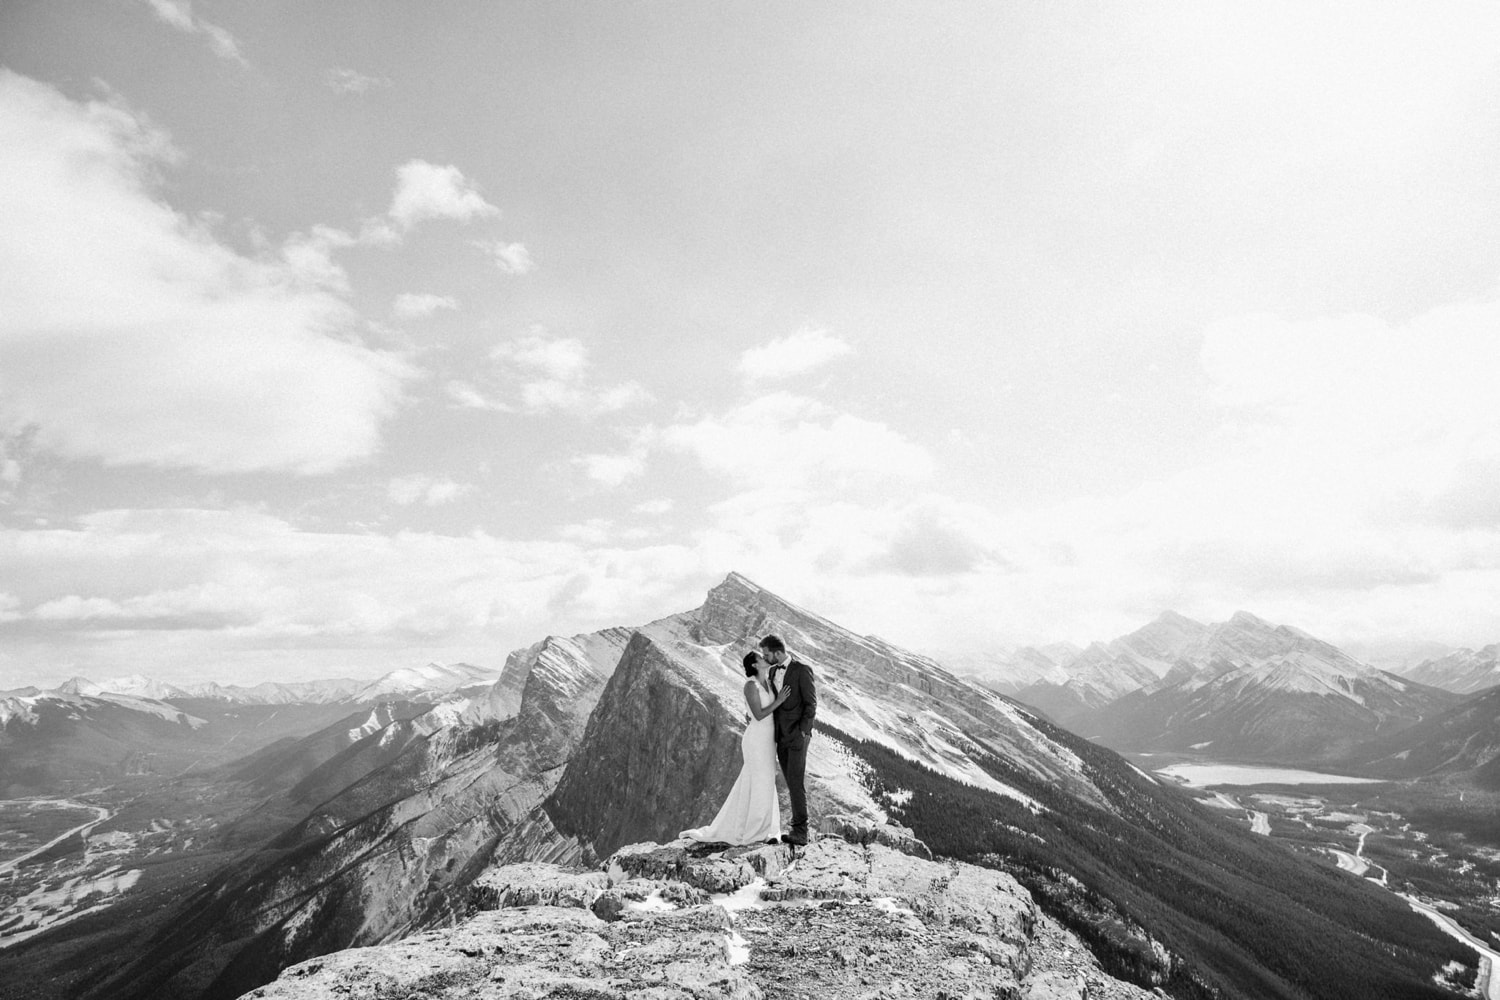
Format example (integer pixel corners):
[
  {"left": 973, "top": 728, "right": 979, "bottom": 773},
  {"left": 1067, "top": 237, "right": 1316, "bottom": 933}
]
[{"left": 4, "top": 1, "right": 1500, "bottom": 687}]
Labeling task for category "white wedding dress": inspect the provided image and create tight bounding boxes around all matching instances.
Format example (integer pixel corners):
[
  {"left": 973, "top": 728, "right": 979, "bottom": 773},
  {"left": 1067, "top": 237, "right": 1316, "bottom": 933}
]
[{"left": 680, "top": 682, "right": 781, "bottom": 845}]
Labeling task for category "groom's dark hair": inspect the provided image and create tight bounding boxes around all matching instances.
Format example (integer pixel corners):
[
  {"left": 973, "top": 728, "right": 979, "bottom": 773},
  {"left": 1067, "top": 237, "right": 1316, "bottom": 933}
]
[
  {"left": 760, "top": 634, "right": 786, "bottom": 653},
  {"left": 742, "top": 652, "right": 760, "bottom": 677}
]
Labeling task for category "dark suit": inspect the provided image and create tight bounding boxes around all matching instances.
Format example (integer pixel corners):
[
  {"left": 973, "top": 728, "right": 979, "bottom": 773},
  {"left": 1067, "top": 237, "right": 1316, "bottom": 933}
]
[{"left": 771, "top": 657, "right": 816, "bottom": 840}]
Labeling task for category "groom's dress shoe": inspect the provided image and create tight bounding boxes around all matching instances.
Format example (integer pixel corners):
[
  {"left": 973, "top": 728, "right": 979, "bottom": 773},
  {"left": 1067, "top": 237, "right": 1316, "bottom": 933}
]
[{"left": 781, "top": 833, "right": 808, "bottom": 846}]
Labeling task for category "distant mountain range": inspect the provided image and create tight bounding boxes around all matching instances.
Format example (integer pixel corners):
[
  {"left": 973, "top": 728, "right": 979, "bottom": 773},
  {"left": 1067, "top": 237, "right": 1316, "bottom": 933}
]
[
  {"left": 25, "top": 661, "right": 499, "bottom": 706},
  {"left": 0, "top": 662, "right": 499, "bottom": 795},
  {"left": 966, "top": 611, "right": 1468, "bottom": 761},
  {"left": 1398, "top": 643, "right": 1500, "bottom": 695}
]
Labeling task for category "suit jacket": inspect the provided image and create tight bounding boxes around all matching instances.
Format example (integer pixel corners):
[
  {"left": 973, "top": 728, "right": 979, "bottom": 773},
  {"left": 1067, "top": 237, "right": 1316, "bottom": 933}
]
[{"left": 771, "top": 658, "right": 817, "bottom": 746}]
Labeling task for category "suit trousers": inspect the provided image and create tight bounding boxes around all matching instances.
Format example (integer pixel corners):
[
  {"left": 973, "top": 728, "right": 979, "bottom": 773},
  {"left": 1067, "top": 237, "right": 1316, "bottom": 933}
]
[{"left": 776, "top": 733, "right": 810, "bottom": 836}]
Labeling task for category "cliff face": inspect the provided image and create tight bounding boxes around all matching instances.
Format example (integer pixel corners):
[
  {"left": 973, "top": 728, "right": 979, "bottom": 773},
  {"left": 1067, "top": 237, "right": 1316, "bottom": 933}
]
[
  {"left": 547, "top": 631, "right": 747, "bottom": 859},
  {"left": 245, "top": 821, "right": 1156, "bottom": 1000}
]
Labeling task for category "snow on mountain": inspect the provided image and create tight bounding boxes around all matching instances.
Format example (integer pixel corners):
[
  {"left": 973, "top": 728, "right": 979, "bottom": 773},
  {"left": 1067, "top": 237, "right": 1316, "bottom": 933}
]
[
  {"left": 352, "top": 661, "right": 500, "bottom": 702},
  {"left": 82, "top": 674, "right": 191, "bottom": 701},
  {"left": 95, "top": 693, "right": 207, "bottom": 728},
  {"left": 47, "top": 673, "right": 459, "bottom": 706},
  {"left": 0, "top": 692, "right": 44, "bottom": 726},
  {"left": 1077, "top": 612, "right": 1460, "bottom": 760},
  {"left": 0, "top": 690, "right": 205, "bottom": 729},
  {"left": 1010, "top": 611, "right": 1214, "bottom": 725},
  {"left": 174, "top": 678, "right": 367, "bottom": 704},
  {"left": 1400, "top": 643, "right": 1500, "bottom": 695},
  {"left": 56, "top": 676, "right": 109, "bottom": 697}
]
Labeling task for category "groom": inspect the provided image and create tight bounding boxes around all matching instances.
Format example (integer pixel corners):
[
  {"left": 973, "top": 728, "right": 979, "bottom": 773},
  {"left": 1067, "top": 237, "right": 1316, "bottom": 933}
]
[{"left": 761, "top": 634, "right": 816, "bottom": 846}]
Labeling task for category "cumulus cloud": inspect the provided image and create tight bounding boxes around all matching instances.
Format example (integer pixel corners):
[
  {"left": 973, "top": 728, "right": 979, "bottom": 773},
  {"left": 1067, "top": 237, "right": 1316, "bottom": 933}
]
[
  {"left": 388, "top": 160, "right": 500, "bottom": 231},
  {"left": 452, "top": 333, "right": 651, "bottom": 416},
  {"left": 474, "top": 239, "right": 534, "bottom": 275},
  {"left": 143, "top": 0, "right": 247, "bottom": 66},
  {"left": 387, "top": 475, "right": 471, "bottom": 506},
  {"left": 325, "top": 67, "right": 390, "bottom": 95},
  {"left": 739, "top": 327, "right": 852, "bottom": 382},
  {"left": 0, "top": 71, "right": 411, "bottom": 475},
  {"left": 392, "top": 293, "right": 459, "bottom": 320}
]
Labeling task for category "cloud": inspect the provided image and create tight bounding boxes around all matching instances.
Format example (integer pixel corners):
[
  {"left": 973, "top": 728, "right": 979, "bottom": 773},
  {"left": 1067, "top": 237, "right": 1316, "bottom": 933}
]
[
  {"left": 655, "top": 392, "right": 933, "bottom": 485},
  {"left": 739, "top": 327, "right": 852, "bottom": 382},
  {"left": 493, "top": 336, "right": 589, "bottom": 381},
  {"left": 0, "top": 71, "right": 412, "bottom": 475},
  {"left": 454, "top": 333, "right": 651, "bottom": 416},
  {"left": 143, "top": 0, "right": 247, "bottom": 66},
  {"left": 388, "top": 160, "right": 500, "bottom": 231},
  {"left": 392, "top": 293, "right": 459, "bottom": 320},
  {"left": 1196, "top": 303, "right": 1500, "bottom": 530},
  {"left": 387, "top": 475, "right": 471, "bottom": 506},
  {"left": 325, "top": 67, "right": 391, "bottom": 95},
  {"left": 577, "top": 451, "right": 647, "bottom": 487},
  {"left": 474, "top": 239, "right": 534, "bottom": 275},
  {"left": 0, "top": 508, "right": 713, "bottom": 683},
  {"left": 280, "top": 224, "right": 357, "bottom": 292}
]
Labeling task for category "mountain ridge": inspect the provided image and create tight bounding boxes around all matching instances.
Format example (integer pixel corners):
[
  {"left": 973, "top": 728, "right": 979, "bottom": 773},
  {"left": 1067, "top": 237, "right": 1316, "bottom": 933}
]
[{"left": 3, "top": 574, "right": 1477, "bottom": 1000}]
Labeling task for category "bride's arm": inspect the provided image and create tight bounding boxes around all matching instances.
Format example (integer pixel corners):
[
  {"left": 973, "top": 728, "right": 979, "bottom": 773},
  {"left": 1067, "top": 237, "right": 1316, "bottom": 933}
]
[{"left": 743, "top": 681, "right": 789, "bottom": 721}]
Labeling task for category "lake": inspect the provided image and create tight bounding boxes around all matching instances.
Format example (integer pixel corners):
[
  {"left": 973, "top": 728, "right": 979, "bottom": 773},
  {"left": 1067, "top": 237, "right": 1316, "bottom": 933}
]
[{"left": 1155, "top": 763, "right": 1385, "bottom": 787}]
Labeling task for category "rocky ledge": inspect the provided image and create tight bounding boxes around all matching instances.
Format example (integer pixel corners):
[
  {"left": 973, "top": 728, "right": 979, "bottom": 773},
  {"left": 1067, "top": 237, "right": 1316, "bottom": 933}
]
[{"left": 243, "top": 817, "right": 1156, "bottom": 1000}]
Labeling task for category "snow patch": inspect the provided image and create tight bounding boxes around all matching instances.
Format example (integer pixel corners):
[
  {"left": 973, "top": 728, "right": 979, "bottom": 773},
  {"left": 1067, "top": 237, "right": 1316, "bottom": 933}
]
[
  {"left": 0, "top": 867, "right": 142, "bottom": 948},
  {"left": 623, "top": 890, "right": 678, "bottom": 913},
  {"left": 821, "top": 690, "right": 1041, "bottom": 810}
]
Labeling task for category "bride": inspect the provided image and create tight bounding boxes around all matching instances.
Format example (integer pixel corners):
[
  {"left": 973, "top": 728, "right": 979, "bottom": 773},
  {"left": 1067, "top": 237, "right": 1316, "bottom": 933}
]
[{"left": 680, "top": 651, "right": 790, "bottom": 846}]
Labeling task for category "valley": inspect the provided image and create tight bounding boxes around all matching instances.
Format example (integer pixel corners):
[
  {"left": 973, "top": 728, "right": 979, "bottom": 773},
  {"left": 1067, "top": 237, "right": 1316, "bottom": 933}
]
[
  {"left": 0, "top": 771, "right": 295, "bottom": 963},
  {"left": 1153, "top": 755, "right": 1500, "bottom": 996}
]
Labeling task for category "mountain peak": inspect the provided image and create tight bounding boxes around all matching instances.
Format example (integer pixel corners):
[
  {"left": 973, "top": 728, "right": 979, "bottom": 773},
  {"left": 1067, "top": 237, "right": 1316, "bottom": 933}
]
[
  {"left": 711, "top": 570, "right": 764, "bottom": 599},
  {"left": 1227, "top": 610, "right": 1274, "bottom": 630}
]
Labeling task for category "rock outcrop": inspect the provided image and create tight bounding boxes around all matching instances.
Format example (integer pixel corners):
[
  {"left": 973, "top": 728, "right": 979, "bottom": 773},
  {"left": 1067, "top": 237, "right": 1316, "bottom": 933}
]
[{"left": 245, "top": 822, "right": 1155, "bottom": 1000}]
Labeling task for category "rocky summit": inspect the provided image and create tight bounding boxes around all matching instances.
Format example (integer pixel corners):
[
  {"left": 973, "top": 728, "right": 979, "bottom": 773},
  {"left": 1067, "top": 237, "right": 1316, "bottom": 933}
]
[{"left": 244, "top": 817, "right": 1155, "bottom": 1000}]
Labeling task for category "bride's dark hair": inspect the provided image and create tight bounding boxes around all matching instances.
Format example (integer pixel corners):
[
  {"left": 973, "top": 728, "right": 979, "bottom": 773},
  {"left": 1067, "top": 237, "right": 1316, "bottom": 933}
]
[{"left": 742, "top": 651, "right": 761, "bottom": 677}]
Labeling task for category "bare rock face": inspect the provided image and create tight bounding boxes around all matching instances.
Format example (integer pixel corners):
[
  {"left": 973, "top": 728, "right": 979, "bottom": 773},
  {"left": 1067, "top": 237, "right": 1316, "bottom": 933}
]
[
  {"left": 819, "top": 813, "right": 933, "bottom": 860},
  {"left": 247, "top": 826, "right": 1155, "bottom": 1000},
  {"left": 546, "top": 631, "right": 752, "bottom": 859},
  {"left": 468, "top": 862, "right": 608, "bottom": 911}
]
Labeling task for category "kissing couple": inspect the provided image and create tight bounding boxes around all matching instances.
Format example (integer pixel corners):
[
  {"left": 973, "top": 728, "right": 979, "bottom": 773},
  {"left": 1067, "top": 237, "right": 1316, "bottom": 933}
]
[{"left": 680, "top": 634, "right": 817, "bottom": 847}]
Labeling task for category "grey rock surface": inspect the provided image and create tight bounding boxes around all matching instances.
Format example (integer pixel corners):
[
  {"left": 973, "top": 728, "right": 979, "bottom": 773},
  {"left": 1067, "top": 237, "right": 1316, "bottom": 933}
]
[{"left": 245, "top": 826, "right": 1155, "bottom": 1000}]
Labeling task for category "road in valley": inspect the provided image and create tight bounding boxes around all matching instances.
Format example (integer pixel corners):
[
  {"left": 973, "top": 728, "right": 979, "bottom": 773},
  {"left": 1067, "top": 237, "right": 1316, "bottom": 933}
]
[
  {"left": 1405, "top": 894, "right": 1500, "bottom": 1000},
  {"left": 1207, "top": 791, "right": 1271, "bottom": 836},
  {"left": 0, "top": 799, "right": 112, "bottom": 875},
  {"left": 1324, "top": 813, "right": 1494, "bottom": 998}
]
